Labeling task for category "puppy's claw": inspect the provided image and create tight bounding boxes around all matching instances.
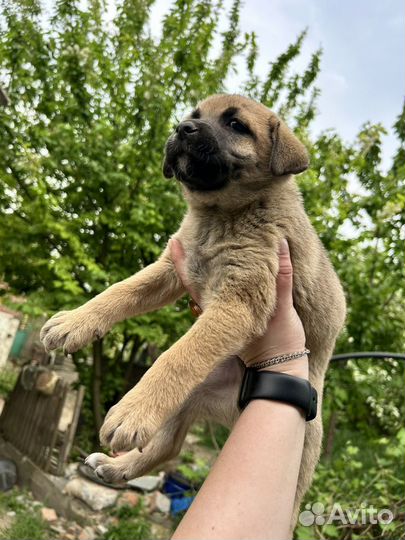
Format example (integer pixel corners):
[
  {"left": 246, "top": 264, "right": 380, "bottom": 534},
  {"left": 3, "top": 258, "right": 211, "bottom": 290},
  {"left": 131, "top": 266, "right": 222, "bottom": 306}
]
[
  {"left": 94, "top": 465, "right": 127, "bottom": 486},
  {"left": 100, "top": 404, "right": 158, "bottom": 454},
  {"left": 85, "top": 452, "right": 107, "bottom": 470},
  {"left": 40, "top": 309, "right": 108, "bottom": 353}
]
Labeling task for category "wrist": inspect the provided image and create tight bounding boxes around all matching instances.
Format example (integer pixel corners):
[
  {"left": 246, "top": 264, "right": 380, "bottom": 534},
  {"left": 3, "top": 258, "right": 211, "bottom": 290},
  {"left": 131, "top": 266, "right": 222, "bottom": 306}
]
[
  {"left": 242, "top": 338, "right": 307, "bottom": 367},
  {"left": 259, "top": 355, "right": 309, "bottom": 380}
]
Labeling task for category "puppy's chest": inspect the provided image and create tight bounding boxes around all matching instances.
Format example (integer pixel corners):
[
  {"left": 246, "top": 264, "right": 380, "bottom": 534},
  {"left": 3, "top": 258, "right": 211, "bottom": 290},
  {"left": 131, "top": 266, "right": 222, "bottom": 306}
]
[
  {"left": 184, "top": 222, "right": 274, "bottom": 296},
  {"left": 185, "top": 243, "right": 218, "bottom": 286}
]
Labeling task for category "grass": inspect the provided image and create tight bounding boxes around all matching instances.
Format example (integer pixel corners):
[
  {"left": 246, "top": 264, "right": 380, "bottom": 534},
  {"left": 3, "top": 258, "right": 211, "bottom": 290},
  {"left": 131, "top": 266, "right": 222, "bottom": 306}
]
[
  {"left": 0, "top": 366, "right": 18, "bottom": 398},
  {"left": 102, "top": 502, "right": 151, "bottom": 540},
  {"left": 0, "top": 513, "right": 48, "bottom": 540},
  {"left": 0, "top": 489, "right": 49, "bottom": 540}
]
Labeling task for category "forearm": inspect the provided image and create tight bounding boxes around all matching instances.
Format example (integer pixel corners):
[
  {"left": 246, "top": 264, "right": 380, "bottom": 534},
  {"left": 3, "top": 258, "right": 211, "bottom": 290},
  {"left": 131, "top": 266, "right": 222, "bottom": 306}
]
[{"left": 172, "top": 368, "right": 307, "bottom": 540}]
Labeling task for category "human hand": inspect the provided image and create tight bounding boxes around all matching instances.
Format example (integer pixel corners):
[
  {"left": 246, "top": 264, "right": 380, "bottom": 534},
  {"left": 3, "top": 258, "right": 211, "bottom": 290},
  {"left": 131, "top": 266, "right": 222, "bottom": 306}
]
[
  {"left": 170, "top": 238, "right": 308, "bottom": 379},
  {"left": 240, "top": 239, "right": 308, "bottom": 378}
]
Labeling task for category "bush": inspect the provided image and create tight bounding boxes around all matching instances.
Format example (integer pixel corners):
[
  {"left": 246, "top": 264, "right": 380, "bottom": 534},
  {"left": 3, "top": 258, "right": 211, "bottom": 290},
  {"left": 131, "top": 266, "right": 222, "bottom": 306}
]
[{"left": 0, "top": 366, "right": 18, "bottom": 398}]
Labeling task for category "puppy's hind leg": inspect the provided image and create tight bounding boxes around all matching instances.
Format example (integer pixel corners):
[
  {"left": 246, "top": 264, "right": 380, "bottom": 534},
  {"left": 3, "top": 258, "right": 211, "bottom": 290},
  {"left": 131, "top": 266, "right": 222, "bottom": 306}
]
[
  {"left": 290, "top": 360, "right": 328, "bottom": 532},
  {"left": 86, "top": 404, "right": 198, "bottom": 484},
  {"left": 86, "top": 356, "right": 243, "bottom": 484}
]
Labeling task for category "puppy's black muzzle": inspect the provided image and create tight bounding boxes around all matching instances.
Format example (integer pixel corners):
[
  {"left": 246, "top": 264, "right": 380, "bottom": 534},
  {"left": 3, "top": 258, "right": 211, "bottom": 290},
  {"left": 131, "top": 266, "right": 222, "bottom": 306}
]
[
  {"left": 163, "top": 120, "right": 230, "bottom": 191},
  {"left": 175, "top": 119, "right": 220, "bottom": 156}
]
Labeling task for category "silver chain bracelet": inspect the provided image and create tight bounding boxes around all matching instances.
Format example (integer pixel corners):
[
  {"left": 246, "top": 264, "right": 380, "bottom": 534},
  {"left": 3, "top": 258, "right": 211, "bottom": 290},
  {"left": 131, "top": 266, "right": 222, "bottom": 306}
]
[{"left": 250, "top": 348, "right": 310, "bottom": 370}]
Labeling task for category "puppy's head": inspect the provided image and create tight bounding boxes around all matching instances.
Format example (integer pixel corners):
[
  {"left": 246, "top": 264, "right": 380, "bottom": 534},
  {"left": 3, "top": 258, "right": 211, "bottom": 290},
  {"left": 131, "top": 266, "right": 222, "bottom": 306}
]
[{"left": 163, "top": 94, "right": 309, "bottom": 206}]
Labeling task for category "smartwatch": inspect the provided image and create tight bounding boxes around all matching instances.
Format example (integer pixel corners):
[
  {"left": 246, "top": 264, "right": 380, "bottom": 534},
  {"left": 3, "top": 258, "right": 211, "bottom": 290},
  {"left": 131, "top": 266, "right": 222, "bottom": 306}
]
[{"left": 238, "top": 368, "right": 318, "bottom": 421}]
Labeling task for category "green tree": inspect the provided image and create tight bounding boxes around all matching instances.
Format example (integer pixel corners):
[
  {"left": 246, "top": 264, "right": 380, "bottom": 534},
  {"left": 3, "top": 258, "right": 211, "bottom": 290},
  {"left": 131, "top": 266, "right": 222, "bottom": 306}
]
[
  {"left": 0, "top": 0, "right": 320, "bottom": 437},
  {"left": 1, "top": 2, "right": 404, "bottom": 537}
]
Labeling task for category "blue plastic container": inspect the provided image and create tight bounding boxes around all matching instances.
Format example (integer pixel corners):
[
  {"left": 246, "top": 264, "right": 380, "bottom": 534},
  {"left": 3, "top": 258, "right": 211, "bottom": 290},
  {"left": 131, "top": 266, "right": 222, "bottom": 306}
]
[{"left": 162, "top": 473, "right": 195, "bottom": 515}]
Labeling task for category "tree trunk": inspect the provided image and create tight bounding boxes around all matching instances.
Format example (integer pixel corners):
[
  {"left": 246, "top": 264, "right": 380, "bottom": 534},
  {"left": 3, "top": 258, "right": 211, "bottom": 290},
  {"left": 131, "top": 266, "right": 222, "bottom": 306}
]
[
  {"left": 124, "top": 336, "right": 151, "bottom": 392},
  {"left": 118, "top": 330, "right": 131, "bottom": 363},
  {"left": 92, "top": 338, "right": 104, "bottom": 440}
]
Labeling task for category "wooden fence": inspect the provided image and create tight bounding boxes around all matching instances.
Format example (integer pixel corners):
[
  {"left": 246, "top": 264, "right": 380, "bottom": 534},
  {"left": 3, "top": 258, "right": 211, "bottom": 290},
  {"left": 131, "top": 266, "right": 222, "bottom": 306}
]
[{"left": 0, "top": 372, "right": 84, "bottom": 475}]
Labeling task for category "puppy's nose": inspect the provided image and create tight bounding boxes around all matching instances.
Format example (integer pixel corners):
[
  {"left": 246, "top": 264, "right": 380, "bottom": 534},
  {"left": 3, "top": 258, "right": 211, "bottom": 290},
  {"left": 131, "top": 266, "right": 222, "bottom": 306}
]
[{"left": 176, "top": 120, "right": 199, "bottom": 139}]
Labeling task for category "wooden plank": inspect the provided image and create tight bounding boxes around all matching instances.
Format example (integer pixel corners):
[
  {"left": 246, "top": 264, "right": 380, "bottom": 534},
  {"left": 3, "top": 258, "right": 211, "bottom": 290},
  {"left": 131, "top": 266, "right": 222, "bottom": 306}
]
[
  {"left": 45, "top": 380, "right": 68, "bottom": 472},
  {"left": 57, "top": 386, "right": 85, "bottom": 475}
]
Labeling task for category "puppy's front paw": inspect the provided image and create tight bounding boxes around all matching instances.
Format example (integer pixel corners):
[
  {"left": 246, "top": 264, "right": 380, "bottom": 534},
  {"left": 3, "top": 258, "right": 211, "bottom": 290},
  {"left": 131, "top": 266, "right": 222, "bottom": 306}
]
[
  {"left": 40, "top": 308, "right": 109, "bottom": 353},
  {"left": 100, "top": 393, "right": 161, "bottom": 453}
]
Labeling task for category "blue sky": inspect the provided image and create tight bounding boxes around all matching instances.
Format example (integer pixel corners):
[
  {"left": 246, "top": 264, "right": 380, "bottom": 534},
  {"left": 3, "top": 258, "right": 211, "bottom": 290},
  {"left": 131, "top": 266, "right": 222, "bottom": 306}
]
[
  {"left": 150, "top": 0, "right": 404, "bottom": 168},
  {"left": 238, "top": 0, "right": 404, "bottom": 167}
]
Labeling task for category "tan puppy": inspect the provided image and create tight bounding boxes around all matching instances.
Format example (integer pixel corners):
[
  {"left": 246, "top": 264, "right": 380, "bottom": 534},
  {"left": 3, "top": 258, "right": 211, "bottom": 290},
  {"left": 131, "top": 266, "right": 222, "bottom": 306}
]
[{"left": 40, "top": 94, "right": 346, "bottom": 526}]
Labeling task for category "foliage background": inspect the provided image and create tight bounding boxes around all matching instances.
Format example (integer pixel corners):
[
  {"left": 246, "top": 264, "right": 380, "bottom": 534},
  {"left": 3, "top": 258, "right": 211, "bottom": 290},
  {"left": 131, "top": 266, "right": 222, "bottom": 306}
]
[{"left": 0, "top": 1, "right": 404, "bottom": 538}]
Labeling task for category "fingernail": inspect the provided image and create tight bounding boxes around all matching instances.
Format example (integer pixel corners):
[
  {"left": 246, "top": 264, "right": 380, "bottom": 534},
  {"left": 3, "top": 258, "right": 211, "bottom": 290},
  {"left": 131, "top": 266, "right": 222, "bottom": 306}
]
[{"left": 279, "top": 238, "right": 289, "bottom": 254}]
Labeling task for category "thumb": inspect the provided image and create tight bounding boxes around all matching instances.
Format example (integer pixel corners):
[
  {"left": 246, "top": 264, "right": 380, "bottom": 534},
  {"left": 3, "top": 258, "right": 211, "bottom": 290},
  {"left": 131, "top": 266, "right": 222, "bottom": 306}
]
[
  {"left": 276, "top": 239, "right": 294, "bottom": 305},
  {"left": 169, "top": 238, "right": 200, "bottom": 302},
  {"left": 169, "top": 238, "right": 187, "bottom": 285}
]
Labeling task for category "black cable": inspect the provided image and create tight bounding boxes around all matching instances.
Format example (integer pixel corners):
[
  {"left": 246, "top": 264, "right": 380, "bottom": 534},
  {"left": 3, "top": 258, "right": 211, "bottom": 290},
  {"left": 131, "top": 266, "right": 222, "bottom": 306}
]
[{"left": 331, "top": 352, "right": 405, "bottom": 363}]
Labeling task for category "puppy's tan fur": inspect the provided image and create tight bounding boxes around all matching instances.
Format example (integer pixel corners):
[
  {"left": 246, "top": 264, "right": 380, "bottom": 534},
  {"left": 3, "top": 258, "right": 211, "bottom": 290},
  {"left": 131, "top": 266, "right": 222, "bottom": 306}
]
[{"left": 41, "top": 94, "right": 346, "bottom": 527}]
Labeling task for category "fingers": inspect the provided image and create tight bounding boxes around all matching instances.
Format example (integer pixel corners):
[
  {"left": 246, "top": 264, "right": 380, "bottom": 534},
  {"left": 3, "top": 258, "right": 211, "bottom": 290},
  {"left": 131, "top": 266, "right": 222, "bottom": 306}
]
[
  {"left": 276, "top": 239, "right": 294, "bottom": 306},
  {"left": 169, "top": 238, "right": 200, "bottom": 302},
  {"left": 278, "top": 239, "right": 293, "bottom": 275},
  {"left": 169, "top": 238, "right": 187, "bottom": 284}
]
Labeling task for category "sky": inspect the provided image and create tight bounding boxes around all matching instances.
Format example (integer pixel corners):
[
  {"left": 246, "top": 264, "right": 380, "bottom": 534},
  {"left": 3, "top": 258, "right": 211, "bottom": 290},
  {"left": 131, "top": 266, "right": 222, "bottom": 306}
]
[
  {"left": 42, "top": 0, "right": 404, "bottom": 166},
  {"left": 149, "top": 0, "right": 404, "bottom": 168}
]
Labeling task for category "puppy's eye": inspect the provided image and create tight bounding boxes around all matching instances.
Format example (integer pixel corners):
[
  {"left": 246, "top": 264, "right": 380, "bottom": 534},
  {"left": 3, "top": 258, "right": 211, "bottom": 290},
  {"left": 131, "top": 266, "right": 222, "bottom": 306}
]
[{"left": 229, "top": 119, "right": 250, "bottom": 134}]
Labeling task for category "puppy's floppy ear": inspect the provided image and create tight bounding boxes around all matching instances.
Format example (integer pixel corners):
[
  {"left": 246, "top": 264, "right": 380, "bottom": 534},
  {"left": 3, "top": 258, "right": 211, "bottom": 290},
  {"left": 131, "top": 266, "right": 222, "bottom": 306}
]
[{"left": 269, "top": 116, "right": 309, "bottom": 176}]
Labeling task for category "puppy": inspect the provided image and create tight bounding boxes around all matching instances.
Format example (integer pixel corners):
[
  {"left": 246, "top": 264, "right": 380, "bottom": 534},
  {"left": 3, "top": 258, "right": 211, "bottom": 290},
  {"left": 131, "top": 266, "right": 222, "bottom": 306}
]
[{"left": 40, "top": 94, "right": 346, "bottom": 526}]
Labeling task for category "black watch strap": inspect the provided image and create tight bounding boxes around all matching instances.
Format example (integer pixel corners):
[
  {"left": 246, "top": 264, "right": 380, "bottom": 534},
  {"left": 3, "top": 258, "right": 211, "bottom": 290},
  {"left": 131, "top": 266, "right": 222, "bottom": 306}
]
[{"left": 238, "top": 369, "right": 318, "bottom": 421}]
